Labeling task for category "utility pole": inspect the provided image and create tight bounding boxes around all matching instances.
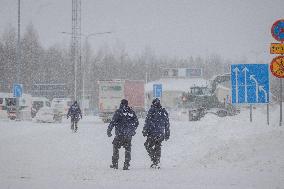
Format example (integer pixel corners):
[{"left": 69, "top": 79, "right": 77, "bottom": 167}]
[
  {"left": 62, "top": 31, "right": 112, "bottom": 113},
  {"left": 71, "top": 0, "right": 81, "bottom": 101},
  {"left": 16, "top": 0, "right": 21, "bottom": 120},
  {"left": 82, "top": 32, "right": 112, "bottom": 115},
  {"left": 280, "top": 79, "right": 283, "bottom": 126}
]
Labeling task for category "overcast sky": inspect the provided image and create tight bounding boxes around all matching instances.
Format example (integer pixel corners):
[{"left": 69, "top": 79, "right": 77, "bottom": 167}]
[{"left": 1, "top": 0, "right": 283, "bottom": 63}]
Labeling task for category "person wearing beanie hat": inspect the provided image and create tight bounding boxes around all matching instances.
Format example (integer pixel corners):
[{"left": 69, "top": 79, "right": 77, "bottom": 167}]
[
  {"left": 152, "top": 98, "right": 161, "bottom": 107},
  {"left": 120, "top": 99, "right": 128, "bottom": 108},
  {"left": 67, "top": 100, "right": 82, "bottom": 132},
  {"left": 142, "top": 98, "right": 170, "bottom": 169},
  {"left": 107, "top": 99, "right": 139, "bottom": 170}
]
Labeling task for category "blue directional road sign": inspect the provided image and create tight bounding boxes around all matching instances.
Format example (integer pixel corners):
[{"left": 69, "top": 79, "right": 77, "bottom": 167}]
[
  {"left": 13, "top": 83, "right": 23, "bottom": 97},
  {"left": 153, "top": 84, "right": 162, "bottom": 98},
  {"left": 231, "top": 64, "right": 269, "bottom": 104}
]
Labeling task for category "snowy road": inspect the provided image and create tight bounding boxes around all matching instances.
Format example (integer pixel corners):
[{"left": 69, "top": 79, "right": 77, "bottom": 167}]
[{"left": 0, "top": 105, "right": 283, "bottom": 189}]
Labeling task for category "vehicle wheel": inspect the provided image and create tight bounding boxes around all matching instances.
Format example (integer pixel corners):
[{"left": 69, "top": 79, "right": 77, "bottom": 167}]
[
  {"left": 217, "top": 110, "right": 227, "bottom": 117},
  {"left": 188, "top": 111, "right": 194, "bottom": 121}
]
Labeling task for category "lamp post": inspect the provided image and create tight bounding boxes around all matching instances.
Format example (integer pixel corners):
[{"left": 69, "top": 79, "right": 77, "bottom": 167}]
[
  {"left": 16, "top": 0, "right": 21, "bottom": 120},
  {"left": 82, "top": 32, "right": 112, "bottom": 115},
  {"left": 61, "top": 31, "right": 112, "bottom": 114}
]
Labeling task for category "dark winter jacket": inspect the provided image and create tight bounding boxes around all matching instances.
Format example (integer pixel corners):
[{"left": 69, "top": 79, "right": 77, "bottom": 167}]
[
  {"left": 67, "top": 103, "right": 82, "bottom": 121},
  {"left": 143, "top": 105, "right": 170, "bottom": 139},
  {"left": 107, "top": 104, "right": 139, "bottom": 138}
]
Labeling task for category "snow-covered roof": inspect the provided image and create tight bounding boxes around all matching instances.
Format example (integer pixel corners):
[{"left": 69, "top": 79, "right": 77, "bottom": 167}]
[
  {"left": 216, "top": 85, "right": 230, "bottom": 91},
  {"left": 145, "top": 78, "right": 208, "bottom": 92}
]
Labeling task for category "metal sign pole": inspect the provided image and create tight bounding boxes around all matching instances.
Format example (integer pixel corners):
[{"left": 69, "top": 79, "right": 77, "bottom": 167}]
[
  {"left": 16, "top": 0, "right": 21, "bottom": 121},
  {"left": 280, "top": 78, "right": 283, "bottom": 126},
  {"left": 280, "top": 40, "right": 284, "bottom": 127},
  {"left": 250, "top": 104, "right": 252, "bottom": 122},
  {"left": 271, "top": 20, "right": 284, "bottom": 126},
  {"left": 267, "top": 103, "right": 269, "bottom": 125}
]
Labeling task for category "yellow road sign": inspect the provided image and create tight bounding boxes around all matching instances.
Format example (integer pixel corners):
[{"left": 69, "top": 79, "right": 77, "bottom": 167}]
[
  {"left": 270, "top": 56, "right": 284, "bottom": 78},
  {"left": 270, "top": 43, "right": 284, "bottom": 54}
]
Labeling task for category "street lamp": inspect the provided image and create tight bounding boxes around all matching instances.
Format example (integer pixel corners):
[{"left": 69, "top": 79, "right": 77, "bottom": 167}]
[
  {"left": 61, "top": 31, "right": 112, "bottom": 114},
  {"left": 16, "top": 0, "right": 21, "bottom": 120},
  {"left": 81, "top": 32, "right": 112, "bottom": 115}
]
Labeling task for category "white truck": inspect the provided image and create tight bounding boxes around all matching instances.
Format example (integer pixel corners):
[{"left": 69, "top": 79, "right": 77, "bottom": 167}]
[
  {"left": 51, "top": 98, "right": 72, "bottom": 122},
  {"left": 98, "top": 80, "right": 145, "bottom": 123}
]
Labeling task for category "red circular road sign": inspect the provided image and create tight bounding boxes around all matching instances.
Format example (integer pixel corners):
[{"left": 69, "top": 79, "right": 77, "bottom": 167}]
[
  {"left": 271, "top": 19, "right": 284, "bottom": 42},
  {"left": 270, "top": 55, "right": 284, "bottom": 78}
]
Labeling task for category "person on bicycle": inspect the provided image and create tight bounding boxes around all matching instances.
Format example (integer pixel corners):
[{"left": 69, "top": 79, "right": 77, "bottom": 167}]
[{"left": 67, "top": 101, "right": 82, "bottom": 132}]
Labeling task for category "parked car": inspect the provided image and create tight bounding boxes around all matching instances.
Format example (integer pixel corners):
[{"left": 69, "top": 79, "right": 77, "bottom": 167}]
[
  {"left": 31, "top": 97, "right": 51, "bottom": 118},
  {"left": 35, "top": 107, "right": 55, "bottom": 123}
]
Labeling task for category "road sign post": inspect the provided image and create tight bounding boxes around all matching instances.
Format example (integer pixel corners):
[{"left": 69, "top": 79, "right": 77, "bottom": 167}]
[
  {"left": 231, "top": 64, "right": 269, "bottom": 123},
  {"left": 280, "top": 79, "right": 283, "bottom": 126},
  {"left": 13, "top": 84, "right": 23, "bottom": 121},
  {"left": 270, "top": 43, "right": 284, "bottom": 54},
  {"left": 153, "top": 84, "right": 162, "bottom": 98},
  {"left": 270, "top": 19, "right": 284, "bottom": 126},
  {"left": 271, "top": 19, "right": 284, "bottom": 42},
  {"left": 267, "top": 103, "right": 269, "bottom": 125},
  {"left": 13, "top": 84, "right": 23, "bottom": 97},
  {"left": 250, "top": 105, "right": 253, "bottom": 122},
  {"left": 282, "top": 43, "right": 283, "bottom": 127},
  {"left": 231, "top": 64, "right": 269, "bottom": 104}
]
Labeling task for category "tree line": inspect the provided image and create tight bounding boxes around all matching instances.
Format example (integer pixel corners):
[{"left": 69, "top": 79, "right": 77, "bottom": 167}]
[{"left": 0, "top": 24, "right": 280, "bottom": 108}]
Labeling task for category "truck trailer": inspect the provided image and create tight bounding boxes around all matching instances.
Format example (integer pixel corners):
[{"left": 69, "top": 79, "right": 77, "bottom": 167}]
[{"left": 98, "top": 80, "right": 145, "bottom": 123}]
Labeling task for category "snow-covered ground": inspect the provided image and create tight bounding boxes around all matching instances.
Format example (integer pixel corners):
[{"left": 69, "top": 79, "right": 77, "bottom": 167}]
[{"left": 0, "top": 104, "right": 283, "bottom": 189}]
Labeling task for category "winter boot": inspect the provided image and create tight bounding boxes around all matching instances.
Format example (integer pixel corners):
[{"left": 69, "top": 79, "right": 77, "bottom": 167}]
[
  {"left": 150, "top": 163, "right": 160, "bottom": 169},
  {"left": 123, "top": 162, "right": 130, "bottom": 170},
  {"left": 74, "top": 124, "right": 78, "bottom": 132},
  {"left": 71, "top": 122, "right": 74, "bottom": 131},
  {"left": 110, "top": 163, "right": 118, "bottom": 169},
  {"left": 110, "top": 156, "right": 118, "bottom": 169}
]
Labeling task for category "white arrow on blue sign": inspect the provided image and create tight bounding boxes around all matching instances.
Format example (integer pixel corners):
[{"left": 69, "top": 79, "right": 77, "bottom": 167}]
[
  {"left": 13, "top": 84, "right": 23, "bottom": 98},
  {"left": 153, "top": 84, "right": 162, "bottom": 98},
  {"left": 231, "top": 64, "right": 269, "bottom": 104}
]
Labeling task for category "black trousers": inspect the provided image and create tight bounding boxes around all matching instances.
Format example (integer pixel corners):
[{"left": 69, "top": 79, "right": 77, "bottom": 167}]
[
  {"left": 144, "top": 135, "right": 164, "bottom": 165},
  {"left": 112, "top": 136, "right": 132, "bottom": 166},
  {"left": 70, "top": 118, "right": 78, "bottom": 132}
]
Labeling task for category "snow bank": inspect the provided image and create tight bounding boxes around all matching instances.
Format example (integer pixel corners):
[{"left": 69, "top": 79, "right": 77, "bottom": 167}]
[{"left": 0, "top": 103, "right": 283, "bottom": 189}]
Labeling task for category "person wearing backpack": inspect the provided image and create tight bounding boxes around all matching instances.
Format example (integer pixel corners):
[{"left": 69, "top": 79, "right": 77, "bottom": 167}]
[
  {"left": 142, "top": 98, "right": 170, "bottom": 169},
  {"left": 107, "top": 99, "right": 139, "bottom": 170}
]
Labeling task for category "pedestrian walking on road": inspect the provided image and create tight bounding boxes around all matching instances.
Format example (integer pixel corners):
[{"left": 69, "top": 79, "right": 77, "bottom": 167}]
[
  {"left": 142, "top": 98, "right": 170, "bottom": 169},
  {"left": 67, "top": 101, "right": 82, "bottom": 132},
  {"left": 107, "top": 99, "right": 139, "bottom": 170}
]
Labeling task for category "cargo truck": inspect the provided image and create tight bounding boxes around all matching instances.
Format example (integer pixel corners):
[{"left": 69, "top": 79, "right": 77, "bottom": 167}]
[{"left": 98, "top": 80, "right": 145, "bottom": 123}]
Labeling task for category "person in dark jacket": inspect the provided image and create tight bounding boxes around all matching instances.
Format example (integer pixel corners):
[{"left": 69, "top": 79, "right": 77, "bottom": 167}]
[
  {"left": 142, "top": 98, "right": 170, "bottom": 168},
  {"left": 67, "top": 101, "right": 82, "bottom": 132},
  {"left": 107, "top": 99, "right": 139, "bottom": 170}
]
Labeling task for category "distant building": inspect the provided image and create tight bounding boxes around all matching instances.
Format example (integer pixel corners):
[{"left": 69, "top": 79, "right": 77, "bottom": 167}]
[
  {"left": 162, "top": 68, "right": 203, "bottom": 78},
  {"left": 31, "top": 83, "right": 68, "bottom": 100},
  {"left": 145, "top": 67, "right": 206, "bottom": 109},
  {"left": 145, "top": 78, "right": 208, "bottom": 109}
]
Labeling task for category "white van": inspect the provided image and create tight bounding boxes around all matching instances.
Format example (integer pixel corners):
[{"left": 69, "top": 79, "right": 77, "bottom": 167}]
[
  {"left": 51, "top": 98, "right": 73, "bottom": 116},
  {"left": 31, "top": 97, "right": 51, "bottom": 118}
]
